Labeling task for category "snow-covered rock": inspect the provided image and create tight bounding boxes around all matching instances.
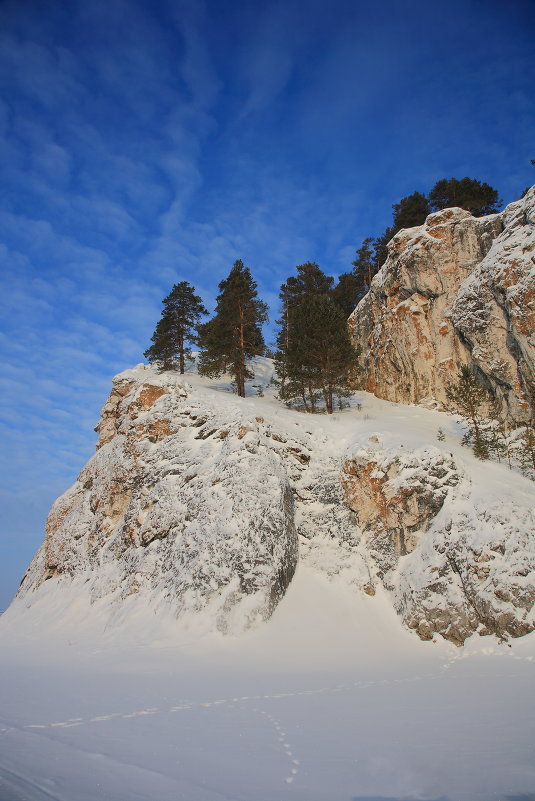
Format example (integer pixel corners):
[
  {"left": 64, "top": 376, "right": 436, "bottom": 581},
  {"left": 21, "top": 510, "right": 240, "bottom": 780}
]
[
  {"left": 349, "top": 187, "right": 535, "bottom": 422},
  {"left": 342, "top": 441, "right": 535, "bottom": 644},
  {"left": 16, "top": 363, "right": 534, "bottom": 646},
  {"left": 20, "top": 369, "right": 299, "bottom": 634}
]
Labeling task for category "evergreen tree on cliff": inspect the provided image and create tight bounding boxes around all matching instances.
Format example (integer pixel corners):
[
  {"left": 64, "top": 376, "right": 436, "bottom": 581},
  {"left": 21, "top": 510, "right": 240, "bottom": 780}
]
[
  {"left": 371, "top": 226, "right": 395, "bottom": 271},
  {"left": 276, "top": 262, "right": 334, "bottom": 353},
  {"left": 352, "top": 237, "right": 375, "bottom": 295},
  {"left": 372, "top": 193, "right": 430, "bottom": 270},
  {"left": 197, "top": 260, "right": 268, "bottom": 397},
  {"left": 274, "top": 262, "right": 358, "bottom": 413},
  {"left": 144, "top": 281, "right": 208, "bottom": 373},
  {"left": 392, "top": 191, "right": 430, "bottom": 231},
  {"left": 333, "top": 236, "right": 378, "bottom": 314},
  {"left": 428, "top": 177, "right": 502, "bottom": 216},
  {"left": 285, "top": 295, "right": 357, "bottom": 414},
  {"left": 446, "top": 365, "right": 491, "bottom": 459},
  {"left": 275, "top": 263, "right": 333, "bottom": 408},
  {"left": 331, "top": 270, "right": 361, "bottom": 318},
  {"left": 333, "top": 237, "right": 381, "bottom": 319}
]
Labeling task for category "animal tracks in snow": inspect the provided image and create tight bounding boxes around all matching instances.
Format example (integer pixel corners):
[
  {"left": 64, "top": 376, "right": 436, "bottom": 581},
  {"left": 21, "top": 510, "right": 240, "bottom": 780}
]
[
  {"left": 15, "top": 663, "right": 460, "bottom": 737},
  {"left": 2, "top": 654, "right": 506, "bottom": 791},
  {"left": 253, "top": 708, "right": 300, "bottom": 785}
]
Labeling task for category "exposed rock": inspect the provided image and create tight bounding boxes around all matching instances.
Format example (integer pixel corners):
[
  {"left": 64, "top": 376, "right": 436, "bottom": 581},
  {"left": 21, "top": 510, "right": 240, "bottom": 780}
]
[
  {"left": 342, "top": 446, "right": 459, "bottom": 576},
  {"left": 349, "top": 188, "right": 535, "bottom": 422},
  {"left": 22, "top": 370, "right": 299, "bottom": 634},
  {"left": 342, "top": 439, "right": 535, "bottom": 645}
]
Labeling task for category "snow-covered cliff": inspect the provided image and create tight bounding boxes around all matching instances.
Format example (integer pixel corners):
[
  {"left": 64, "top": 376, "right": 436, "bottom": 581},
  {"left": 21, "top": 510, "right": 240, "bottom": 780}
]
[
  {"left": 15, "top": 362, "right": 535, "bottom": 645},
  {"left": 349, "top": 187, "right": 535, "bottom": 422}
]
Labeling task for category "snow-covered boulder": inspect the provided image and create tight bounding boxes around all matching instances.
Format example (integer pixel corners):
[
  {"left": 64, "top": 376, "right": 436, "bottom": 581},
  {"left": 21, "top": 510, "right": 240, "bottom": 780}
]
[
  {"left": 342, "top": 440, "right": 535, "bottom": 644},
  {"left": 19, "top": 369, "right": 298, "bottom": 634},
  {"left": 349, "top": 187, "right": 535, "bottom": 422}
]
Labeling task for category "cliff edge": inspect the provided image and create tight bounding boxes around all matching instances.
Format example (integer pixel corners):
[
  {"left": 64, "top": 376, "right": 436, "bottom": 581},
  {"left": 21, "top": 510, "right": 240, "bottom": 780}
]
[{"left": 349, "top": 187, "right": 535, "bottom": 422}]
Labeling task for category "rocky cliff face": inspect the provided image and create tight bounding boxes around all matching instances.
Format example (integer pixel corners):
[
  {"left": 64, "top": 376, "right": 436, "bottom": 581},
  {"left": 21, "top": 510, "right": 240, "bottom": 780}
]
[
  {"left": 21, "top": 371, "right": 300, "bottom": 634},
  {"left": 349, "top": 187, "right": 535, "bottom": 422},
  {"left": 18, "top": 365, "right": 535, "bottom": 645},
  {"left": 342, "top": 441, "right": 534, "bottom": 645}
]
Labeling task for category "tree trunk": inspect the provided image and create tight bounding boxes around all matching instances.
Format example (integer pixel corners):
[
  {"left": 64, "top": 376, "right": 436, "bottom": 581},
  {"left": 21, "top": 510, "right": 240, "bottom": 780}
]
[
  {"left": 300, "top": 384, "right": 309, "bottom": 413},
  {"left": 179, "top": 335, "right": 185, "bottom": 374},
  {"left": 308, "top": 382, "right": 316, "bottom": 412},
  {"left": 238, "top": 302, "right": 246, "bottom": 398},
  {"left": 470, "top": 409, "right": 481, "bottom": 438},
  {"left": 323, "top": 381, "right": 333, "bottom": 414}
]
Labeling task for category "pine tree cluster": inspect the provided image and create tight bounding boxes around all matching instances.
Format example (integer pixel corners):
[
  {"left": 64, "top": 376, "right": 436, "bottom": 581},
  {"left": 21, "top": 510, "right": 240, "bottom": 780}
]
[
  {"left": 144, "top": 262, "right": 267, "bottom": 398},
  {"left": 143, "top": 256, "right": 534, "bottom": 468},
  {"left": 144, "top": 259, "right": 358, "bottom": 412},
  {"left": 274, "top": 262, "right": 358, "bottom": 413},
  {"left": 143, "top": 176, "right": 512, "bottom": 422}
]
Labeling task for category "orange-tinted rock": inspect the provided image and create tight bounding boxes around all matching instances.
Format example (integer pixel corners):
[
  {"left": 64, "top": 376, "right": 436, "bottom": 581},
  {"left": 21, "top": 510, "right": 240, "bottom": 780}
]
[
  {"left": 349, "top": 189, "right": 535, "bottom": 422},
  {"left": 136, "top": 385, "right": 167, "bottom": 411}
]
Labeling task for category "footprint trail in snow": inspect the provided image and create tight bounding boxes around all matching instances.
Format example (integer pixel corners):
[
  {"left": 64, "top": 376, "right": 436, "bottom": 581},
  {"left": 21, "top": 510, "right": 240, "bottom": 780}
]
[{"left": 13, "top": 655, "right": 461, "bottom": 741}]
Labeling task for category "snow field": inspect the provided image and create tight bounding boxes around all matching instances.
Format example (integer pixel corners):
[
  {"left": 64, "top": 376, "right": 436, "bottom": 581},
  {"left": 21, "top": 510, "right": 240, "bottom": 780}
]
[{"left": 1, "top": 565, "right": 534, "bottom": 801}]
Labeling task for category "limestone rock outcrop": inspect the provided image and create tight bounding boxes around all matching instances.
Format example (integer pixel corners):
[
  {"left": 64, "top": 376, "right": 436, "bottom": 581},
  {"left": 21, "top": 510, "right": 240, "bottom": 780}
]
[
  {"left": 349, "top": 188, "right": 535, "bottom": 422},
  {"left": 20, "top": 370, "right": 299, "bottom": 633},
  {"left": 342, "top": 440, "right": 535, "bottom": 645}
]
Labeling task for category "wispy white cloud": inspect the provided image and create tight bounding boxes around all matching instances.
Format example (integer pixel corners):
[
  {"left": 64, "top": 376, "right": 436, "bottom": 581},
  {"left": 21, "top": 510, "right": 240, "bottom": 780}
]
[
  {"left": 0, "top": 32, "right": 87, "bottom": 111},
  {"left": 167, "top": 0, "right": 222, "bottom": 111}
]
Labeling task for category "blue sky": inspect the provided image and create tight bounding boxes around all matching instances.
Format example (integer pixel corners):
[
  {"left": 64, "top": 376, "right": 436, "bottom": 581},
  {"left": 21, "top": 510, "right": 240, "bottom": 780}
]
[{"left": 1, "top": 0, "right": 534, "bottom": 609}]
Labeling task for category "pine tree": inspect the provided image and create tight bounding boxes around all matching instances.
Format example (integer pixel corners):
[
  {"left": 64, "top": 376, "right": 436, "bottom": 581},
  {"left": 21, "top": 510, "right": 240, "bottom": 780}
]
[
  {"left": 144, "top": 281, "right": 208, "bottom": 373},
  {"left": 276, "top": 263, "right": 334, "bottom": 354},
  {"left": 348, "top": 236, "right": 379, "bottom": 300},
  {"left": 446, "top": 365, "right": 492, "bottom": 458},
  {"left": 284, "top": 295, "right": 358, "bottom": 414},
  {"left": 276, "top": 352, "right": 321, "bottom": 413},
  {"left": 352, "top": 238, "right": 374, "bottom": 289},
  {"left": 517, "top": 424, "right": 535, "bottom": 475},
  {"left": 428, "top": 177, "right": 502, "bottom": 217},
  {"left": 486, "top": 400, "right": 512, "bottom": 467},
  {"left": 371, "top": 226, "right": 395, "bottom": 270},
  {"left": 290, "top": 261, "right": 334, "bottom": 298},
  {"left": 333, "top": 236, "right": 381, "bottom": 319},
  {"left": 197, "top": 260, "right": 268, "bottom": 397},
  {"left": 368, "top": 193, "right": 430, "bottom": 273},
  {"left": 391, "top": 191, "right": 430, "bottom": 231},
  {"left": 275, "top": 263, "right": 334, "bottom": 406},
  {"left": 331, "top": 271, "right": 361, "bottom": 318},
  {"left": 471, "top": 432, "right": 490, "bottom": 461}
]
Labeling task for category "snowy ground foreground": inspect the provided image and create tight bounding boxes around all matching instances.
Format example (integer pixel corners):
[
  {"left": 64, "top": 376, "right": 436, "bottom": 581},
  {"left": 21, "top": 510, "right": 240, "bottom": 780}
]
[{"left": 1, "top": 358, "right": 534, "bottom": 801}]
